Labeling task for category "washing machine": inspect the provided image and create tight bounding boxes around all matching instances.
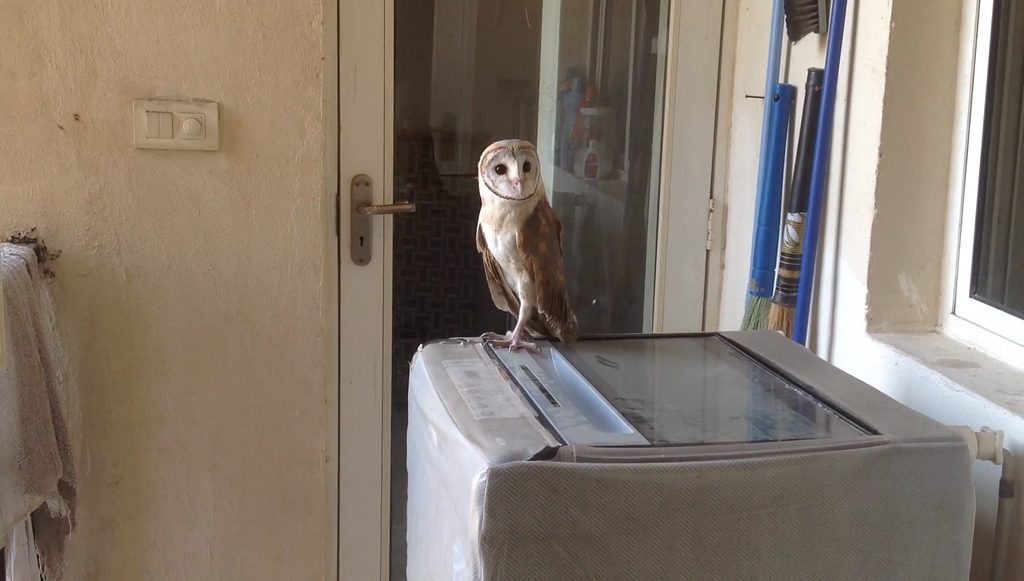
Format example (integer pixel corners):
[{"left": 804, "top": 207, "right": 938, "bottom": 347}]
[{"left": 405, "top": 330, "right": 975, "bottom": 580}]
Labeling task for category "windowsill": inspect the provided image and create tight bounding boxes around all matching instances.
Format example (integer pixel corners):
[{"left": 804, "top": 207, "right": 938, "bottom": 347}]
[{"left": 869, "top": 328, "right": 1024, "bottom": 418}]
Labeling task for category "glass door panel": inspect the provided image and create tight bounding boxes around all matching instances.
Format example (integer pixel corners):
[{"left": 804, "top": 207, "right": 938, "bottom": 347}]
[{"left": 390, "top": 1, "right": 669, "bottom": 578}]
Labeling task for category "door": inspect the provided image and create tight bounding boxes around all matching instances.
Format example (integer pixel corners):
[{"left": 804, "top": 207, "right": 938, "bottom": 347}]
[{"left": 337, "top": 0, "right": 725, "bottom": 578}]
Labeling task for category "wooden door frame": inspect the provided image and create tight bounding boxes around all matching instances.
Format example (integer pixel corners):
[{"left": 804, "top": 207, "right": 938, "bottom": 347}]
[
  {"left": 329, "top": 0, "right": 729, "bottom": 578},
  {"left": 324, "top": 0, "right": 339, "bottom": 579}
]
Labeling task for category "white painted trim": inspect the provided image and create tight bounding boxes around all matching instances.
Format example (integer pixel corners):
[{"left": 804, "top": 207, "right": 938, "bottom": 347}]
[
  {"left": 954, "top": 0, "right": 992, "bottom": 324},
  {"left": 381, "top": 1, "right": 396, "bottom": 577},
  {"left": 644, "top": 0, "right": 672, "bottom": 331},
  {"left": 700, "top": 0, "right": 737, "bottom": 333},
  {"left": 944, "top": 313, "right": 1024, "bottom": 374},
  {"left": 653, "top": 0, "right": 726, "bottom": 332},
  {"left": 954, "top": 297, "right": 1024, "bottom": 347},
  {"left": 951, "top": 0, "right": 1024, "bottom": 350},
  {"left": 324, "top": 0, "right": 340, "bottom": 579},
  {"left": 939, "top": 0, "right": 983, "bottom": 326},
  {"left": 337, "top": 0, "right": 388, "bottom": 578}
]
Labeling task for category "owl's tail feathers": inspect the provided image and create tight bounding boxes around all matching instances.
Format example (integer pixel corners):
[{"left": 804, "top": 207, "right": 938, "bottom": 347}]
[
  {"left": 525, "top": 309, "right": 578, "bottom": 344},
  {"left": 559, "top": 312, "right": 579, "bottom": 344}
]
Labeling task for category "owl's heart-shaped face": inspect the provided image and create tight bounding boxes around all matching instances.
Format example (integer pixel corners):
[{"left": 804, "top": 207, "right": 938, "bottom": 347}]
[{"left": 479, "top": 140, "right": 541, "bottom": 202}]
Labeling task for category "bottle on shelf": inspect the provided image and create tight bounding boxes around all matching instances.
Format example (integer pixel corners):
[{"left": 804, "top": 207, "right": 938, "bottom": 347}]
[
  {"left": 570, "top": 88, "right": 616, "bottom": 181},
  {"left": 557, "top": 68, "right": 585, "bottom": 170}
]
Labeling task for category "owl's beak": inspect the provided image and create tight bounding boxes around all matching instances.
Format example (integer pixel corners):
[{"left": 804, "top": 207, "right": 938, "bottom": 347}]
[{"left": 510, "top": 178, "right": 522, "bottom": 195}]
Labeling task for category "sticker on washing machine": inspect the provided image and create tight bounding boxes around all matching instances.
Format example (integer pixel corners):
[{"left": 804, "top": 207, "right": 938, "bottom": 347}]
[{"left": 442, "top": 359, "right": 531, "bottom": 420}]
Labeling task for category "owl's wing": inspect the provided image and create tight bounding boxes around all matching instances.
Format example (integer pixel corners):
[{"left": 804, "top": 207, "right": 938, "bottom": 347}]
[
  {"left": 518, "top": 198, "right": 578, "bottom": 342},
  {"left": 476, "top": 224, "right": 519, "bottom": 315}
]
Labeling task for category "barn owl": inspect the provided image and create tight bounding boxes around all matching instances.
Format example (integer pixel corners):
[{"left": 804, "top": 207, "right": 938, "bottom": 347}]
[{"left": 476, "top": 139, "right": 578, "bottom": 352}]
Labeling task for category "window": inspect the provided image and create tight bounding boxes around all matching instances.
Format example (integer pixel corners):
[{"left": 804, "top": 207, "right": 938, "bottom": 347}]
[{"left": 956, "top": 0, "right": 1024, "bottom": 346}]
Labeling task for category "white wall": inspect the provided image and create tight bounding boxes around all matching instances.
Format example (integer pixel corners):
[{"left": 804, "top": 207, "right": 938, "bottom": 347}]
[
  {"left": 713, "top": 1, "right": 1024, "bottom": 579},
  {"left": 0, "top": 0, "right": 331, "bottom": 578}
]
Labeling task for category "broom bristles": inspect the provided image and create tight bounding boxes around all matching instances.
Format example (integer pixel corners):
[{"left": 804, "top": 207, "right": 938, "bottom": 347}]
[
  {"left": 784, "top": 0, "right": 827, "bottom": 42},
  {"left": 741, "top": 296, "right": 773, "bottom": 331},
  {"left": 767, "top": 301, "right": 795, "bottom": 337}
]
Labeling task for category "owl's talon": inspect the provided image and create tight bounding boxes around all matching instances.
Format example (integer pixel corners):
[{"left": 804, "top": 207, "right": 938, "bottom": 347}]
[
  {"left": 480, "top": 331, "right": 511, "bottom": 342},
  {"left": 482, "top": 330, "right": 538, "bottom": 353},
  {"left": 509, "top": 339, "right": 539, "bottom": 353}
]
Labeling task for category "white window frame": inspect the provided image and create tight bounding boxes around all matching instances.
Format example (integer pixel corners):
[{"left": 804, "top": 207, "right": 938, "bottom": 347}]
[{"left": 951, "top": 0, "right": 1024, "bottom": 352}]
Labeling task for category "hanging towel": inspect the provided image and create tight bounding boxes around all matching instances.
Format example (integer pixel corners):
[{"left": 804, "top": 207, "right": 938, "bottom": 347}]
[
  {"left": 0, "top": 248, "right": 5, "bottom": 374},
  {"left": 0, "top": 243, "right": 77, "bottom": 581}
]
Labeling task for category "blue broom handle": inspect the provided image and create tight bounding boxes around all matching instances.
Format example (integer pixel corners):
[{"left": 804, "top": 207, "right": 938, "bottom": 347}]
[
  {"left": 752, "top": 0, "right": 787, "bottom": 243},
  {"left": 793, "top": 0, "right": 848, "bottom": 346},
  {"left": 750, "top": 83, "right": 796, "bottom": 296}
]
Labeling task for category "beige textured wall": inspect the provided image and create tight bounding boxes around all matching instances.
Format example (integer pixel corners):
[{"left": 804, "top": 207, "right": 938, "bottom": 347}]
[
  {"left": 867, "top": 0, "right": 962, "bottom": 332},
  {"left": 0, "top": 0, "right": 329, "bottom": 579}
]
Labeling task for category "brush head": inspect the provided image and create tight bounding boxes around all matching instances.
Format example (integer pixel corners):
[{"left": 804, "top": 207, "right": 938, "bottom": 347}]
[
  {"left": 767, "top": 301, "right": 795, "bottom": 338},
  {"left": 741, "top": 296, "right": 773, "bottom": 331},
  {"left": 784, "top": 0, "right": 829, "bottom": 42}
]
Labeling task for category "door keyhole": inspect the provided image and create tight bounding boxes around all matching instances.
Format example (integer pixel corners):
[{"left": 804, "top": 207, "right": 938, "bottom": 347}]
[{"left": 359, "top": 236, "right": 365, "bottom": 247}]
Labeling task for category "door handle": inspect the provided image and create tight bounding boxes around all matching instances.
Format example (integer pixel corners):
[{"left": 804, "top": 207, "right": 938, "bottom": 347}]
[
  {"left": 357, "top": 201, "right": 417, "bottom": 215},
  {"left": 349, "top": 174, "right": 416, "bottom": 266}
]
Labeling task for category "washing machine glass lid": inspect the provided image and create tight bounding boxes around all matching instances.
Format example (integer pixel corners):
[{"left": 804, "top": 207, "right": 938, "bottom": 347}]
[{"left": 548, "top": 335, "right": 870, "bottom": 446}]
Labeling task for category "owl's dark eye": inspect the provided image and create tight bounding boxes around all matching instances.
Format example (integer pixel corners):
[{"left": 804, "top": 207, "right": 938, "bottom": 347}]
[
  {"left": 495, "top": 164, "right": 507, "bottom": 175},
  {"left": 523, "top": 161, "right": 532, "bottom": 173}
]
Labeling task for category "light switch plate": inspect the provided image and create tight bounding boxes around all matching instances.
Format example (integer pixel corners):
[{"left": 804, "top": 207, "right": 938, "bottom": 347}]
[{"left": 132, "top": 99, "right": 219, "bottom": 151}]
